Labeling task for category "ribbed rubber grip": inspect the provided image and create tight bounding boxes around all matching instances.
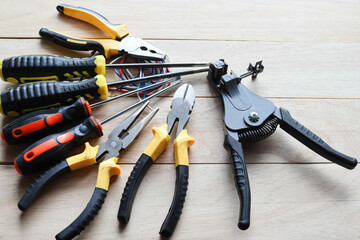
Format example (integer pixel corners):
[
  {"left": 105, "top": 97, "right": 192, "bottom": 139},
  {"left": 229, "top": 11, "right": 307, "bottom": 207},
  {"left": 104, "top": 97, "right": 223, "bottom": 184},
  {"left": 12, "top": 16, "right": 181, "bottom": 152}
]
[
  {"left": 118, "top": 153, "right": 153, "bottom": 224},
  {"left": 279, "top": 108, "right": 358, "bottom": 170},
  {"left": 14, "top": 116, "right": 103, "bottom": 175},
  {"left": 0, "top": 75, "right": 107, "bottom": 117},
  {"left": 1, "top": 97, "right": 91, "bottom": 144},
  {"left": 159, "top": 165, "right": 189, "bottom": 238},
  {"left": 40, "top": 28, "right": 107, "bottom": 57},
  {"left": 55, "top": 187, "right": 107, "bottom": 240},
  {"left": 224, "top": 134, "right": 251, "bottom": 230},
  {"left": 18, "top": 160, "right": 71, "bottom": 211},
  {"left": 0, "top": 55, "right": 105, "bottom": 83}
]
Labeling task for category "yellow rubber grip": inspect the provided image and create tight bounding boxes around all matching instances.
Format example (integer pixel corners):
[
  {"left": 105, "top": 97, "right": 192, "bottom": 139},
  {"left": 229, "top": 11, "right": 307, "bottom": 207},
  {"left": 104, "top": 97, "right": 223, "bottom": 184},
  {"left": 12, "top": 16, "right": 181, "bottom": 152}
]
[
  {"left": 143, "top": 123, "right": 170, "bottom": 161},
  {"left": 62, "top": 5, "right": 129, "bottom": 40},
  {"left": 94, "top": 55, "right": 106, "bottom": 76},
  {"left": 95, "top": 74, "right": 109, "bottom": 100},
  {"left": 95, "top": 157, "right": 121, "bottom": 191},
  {"left": 66, "top": 142, "right": 99, "bottom": 171},
  {"left": 174, "top": 129, "right": 195, "bottom": 167}
]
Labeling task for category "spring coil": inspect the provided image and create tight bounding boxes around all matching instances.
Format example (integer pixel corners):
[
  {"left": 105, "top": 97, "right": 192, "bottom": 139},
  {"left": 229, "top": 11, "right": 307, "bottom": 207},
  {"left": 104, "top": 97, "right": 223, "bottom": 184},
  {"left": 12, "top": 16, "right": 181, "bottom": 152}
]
[{"left": 238, "top": 116, "right": 280, "bottom": 142}]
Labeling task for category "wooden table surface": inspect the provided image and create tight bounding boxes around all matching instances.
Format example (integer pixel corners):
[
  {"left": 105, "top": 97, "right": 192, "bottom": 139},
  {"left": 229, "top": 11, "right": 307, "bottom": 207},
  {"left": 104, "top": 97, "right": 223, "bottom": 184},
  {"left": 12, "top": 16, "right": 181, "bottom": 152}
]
[{"left": 0, "top": 1, "right": 359, "bottom": 239}]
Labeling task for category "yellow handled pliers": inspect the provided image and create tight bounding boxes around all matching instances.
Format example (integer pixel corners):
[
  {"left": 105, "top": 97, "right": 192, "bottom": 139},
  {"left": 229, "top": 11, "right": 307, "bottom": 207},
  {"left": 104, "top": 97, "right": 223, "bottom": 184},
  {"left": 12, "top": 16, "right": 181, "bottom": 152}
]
[{"left": 40, "top": 4, "right": 167, "bottom": 60}]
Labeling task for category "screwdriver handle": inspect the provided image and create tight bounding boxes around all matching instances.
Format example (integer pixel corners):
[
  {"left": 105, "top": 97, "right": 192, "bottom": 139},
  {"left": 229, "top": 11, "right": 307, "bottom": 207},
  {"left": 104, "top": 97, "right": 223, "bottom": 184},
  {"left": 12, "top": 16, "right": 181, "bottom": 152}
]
[
  {"left": 0, "top": 75, "right": 108, "bottom": 117},
  {"left": 14, "top": 116, "right": 103, "bottom": 175},
  {"left": 0, "top": 55, "right": 106, "bottom": 83},
  {"left": 1, "top": 97, "right": 91, "bottom": 145}
]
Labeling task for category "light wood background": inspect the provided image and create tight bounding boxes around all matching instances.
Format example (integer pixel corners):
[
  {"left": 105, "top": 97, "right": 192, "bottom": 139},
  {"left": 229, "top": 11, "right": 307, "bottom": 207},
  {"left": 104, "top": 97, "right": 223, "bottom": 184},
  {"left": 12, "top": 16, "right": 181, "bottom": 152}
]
[{"left": 0, "top": 1, "right": 359, "bottom": 239}]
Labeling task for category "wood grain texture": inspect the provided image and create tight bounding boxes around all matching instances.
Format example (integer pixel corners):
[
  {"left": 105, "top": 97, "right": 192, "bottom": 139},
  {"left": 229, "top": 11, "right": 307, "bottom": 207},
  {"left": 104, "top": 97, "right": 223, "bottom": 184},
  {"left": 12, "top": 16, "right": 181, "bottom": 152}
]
[
  {"left": 0, "top": 0, "right": 359, "bottom": 43},
  {"left": 0, "top": 164, "right": 359, "bottom": 240},
  {"left": 0, "top": 0, "right": 359, "bottom": 239},
  {"left": 0, "top": 39, "right": 359, "bottom": 98}
]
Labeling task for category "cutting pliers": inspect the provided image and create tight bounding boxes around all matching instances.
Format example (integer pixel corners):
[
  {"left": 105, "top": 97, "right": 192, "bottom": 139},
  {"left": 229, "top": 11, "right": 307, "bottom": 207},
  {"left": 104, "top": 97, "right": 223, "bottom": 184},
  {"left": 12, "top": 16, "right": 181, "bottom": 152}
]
[
  {"left": 117, "top": 83, "right": 196, "bottom": 237},
  {"left": 40, "top": 4, "right": 167, "bottom": 60},
  {"left": 17, "top": 101, "right": 158, "bottom": 240},
  {"left": 207, "top": 60, "right": 358, "bottom": 230}
]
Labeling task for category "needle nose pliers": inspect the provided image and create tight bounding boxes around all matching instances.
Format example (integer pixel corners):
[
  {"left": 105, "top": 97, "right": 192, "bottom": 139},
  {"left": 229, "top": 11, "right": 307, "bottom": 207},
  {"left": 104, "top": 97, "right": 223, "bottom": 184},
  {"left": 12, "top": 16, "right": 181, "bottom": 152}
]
[
  {"left": 17, "top": 101, "right": 158, "bottom": 240},
  {"left": 118, "top": 83, "right": 196, "bottom": 237},
  {"left": 40, "top": 4, "right": 167, "bottom": 61},
  {"left": 207, "top": 60, "right": 358, "bottom": 230}
]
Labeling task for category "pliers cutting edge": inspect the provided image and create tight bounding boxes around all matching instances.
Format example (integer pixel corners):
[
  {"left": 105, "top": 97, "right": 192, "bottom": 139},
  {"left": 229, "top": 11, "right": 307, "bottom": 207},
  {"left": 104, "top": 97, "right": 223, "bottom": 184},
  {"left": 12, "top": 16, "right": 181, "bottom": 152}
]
[
  {"left": 118, "top": 83, "right": 196, "bottom": 237},
  {"left": 17, "top": 101, "right": 158, "bottom": 240},
  {"left": 40, "top": 4, "right": 167, "bottom": 60}
]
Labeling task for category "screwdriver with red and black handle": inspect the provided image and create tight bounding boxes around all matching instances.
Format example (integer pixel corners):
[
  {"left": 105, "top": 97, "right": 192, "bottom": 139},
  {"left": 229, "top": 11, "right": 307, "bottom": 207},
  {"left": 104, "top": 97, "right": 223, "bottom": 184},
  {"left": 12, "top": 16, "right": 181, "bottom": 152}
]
[
  {"left": 0, "top": 54, "right": 209, "bottom": 83},
  {"left": 14, "top": 80, "right": 182, "bottom": 175},
  {"left": 1, "top": 77, "right": 176, "bottom": 145},
  {"left": 0, "top": 61, "right": 208, "bottom": 117}
]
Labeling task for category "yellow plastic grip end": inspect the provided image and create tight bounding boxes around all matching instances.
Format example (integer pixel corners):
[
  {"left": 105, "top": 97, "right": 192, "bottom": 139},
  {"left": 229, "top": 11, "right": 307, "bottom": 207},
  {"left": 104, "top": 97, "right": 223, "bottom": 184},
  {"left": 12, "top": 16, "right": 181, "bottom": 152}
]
[
  {"left": 95, "top": 157, "right": 121, "bottom": 191},
  {"left": 0, "top": 60, "right": 4, "bottom": 82},
  {"left": 94, "top": 55, "right": 106, "bottom": 76},
  {"left": 143, "top": 123, "right": 170, "bottom": 161},
  {"left": 95, "top": 74, "right": 109, "bottom": 100},
  {"left": 174, "top": 129, "right": 195, "bottom": 167},
  {"left": 96, "top": 39, "right": 120, "bottom": 59},
  {"left": 66, "top": 142, "right": 99, "bottom": 171}
]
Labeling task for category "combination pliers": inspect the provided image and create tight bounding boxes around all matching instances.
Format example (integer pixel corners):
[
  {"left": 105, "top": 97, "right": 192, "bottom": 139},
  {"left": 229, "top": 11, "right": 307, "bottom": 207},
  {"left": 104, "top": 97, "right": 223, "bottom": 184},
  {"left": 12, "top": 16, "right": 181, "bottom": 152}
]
[
  {"left": 118, "top": 83, "right": 196, "bottom": 237},
  {"left": 40, "top": 4, "right": 167, "bottom": 61},
  {"left": 207, "top": 60, "right": 358, "bottom": 230},
  {"left": 17, "top": 101, "right": 158, "bottom": 240}
]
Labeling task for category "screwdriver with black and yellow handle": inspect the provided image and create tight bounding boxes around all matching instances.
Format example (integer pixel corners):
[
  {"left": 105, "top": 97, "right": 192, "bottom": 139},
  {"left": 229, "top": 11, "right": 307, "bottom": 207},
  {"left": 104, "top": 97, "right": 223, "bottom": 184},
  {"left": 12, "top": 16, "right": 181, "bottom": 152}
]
[
  {"left": 14, "top": 81, "right": 181, "bottom": 175},
  {"left": 0, "top": 54, "right": 209, "bottom": 83},
  {"left": 0, "top": 62, "right": 208, "bottom": 117},
  {"left": 1, "top": 77, "right": 176, "bottom": 145}
]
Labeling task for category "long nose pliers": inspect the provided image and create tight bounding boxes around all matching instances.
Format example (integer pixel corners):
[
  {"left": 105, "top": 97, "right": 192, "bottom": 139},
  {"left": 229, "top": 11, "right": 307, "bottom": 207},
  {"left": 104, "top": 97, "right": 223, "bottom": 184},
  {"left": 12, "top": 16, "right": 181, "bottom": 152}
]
[
  {"left": 40, "top": 4, "right": 167, "bottom": 61},
  {"left": 117, "top": 83, "right": 196, "bottom": 237},
  {"left": 17, "top": 101, "right": 158, "bottom": 240}
]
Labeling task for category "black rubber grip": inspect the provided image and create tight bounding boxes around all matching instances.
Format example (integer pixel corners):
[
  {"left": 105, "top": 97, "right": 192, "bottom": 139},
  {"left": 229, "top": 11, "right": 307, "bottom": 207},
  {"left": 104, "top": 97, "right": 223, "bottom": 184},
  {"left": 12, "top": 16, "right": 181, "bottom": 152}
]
[
  {"left": 1, "top": 97, "right": 91, "bottom": 144},
  {"left": 0, "top": 76, "right": 105, "bottom": 116},
  {"left": 14, "top": 116, "right": 103, "bottom": 175},
  {"left": 224, "top": 134, "right": 251, "bottom": 230},
  {"left": 40, "top": 28, "right": 106, "bottom": 56},
  {"left": 1, "top": 55, "right": 103, "bottom": 83},
  {"left": 159, "top": 165, "right": 189, "bottom": 238},
  {"left": 279, "top": 108, "right": 358, "bottom": 170},
  {"left": 18, "top": 160, "right": 71, "bottom": 211},
  {"left": 55, "top": 187, "right": 107, "bottom": 240},
  {"left": 118, "top": 153, "right": 153, "bottom": 224}
]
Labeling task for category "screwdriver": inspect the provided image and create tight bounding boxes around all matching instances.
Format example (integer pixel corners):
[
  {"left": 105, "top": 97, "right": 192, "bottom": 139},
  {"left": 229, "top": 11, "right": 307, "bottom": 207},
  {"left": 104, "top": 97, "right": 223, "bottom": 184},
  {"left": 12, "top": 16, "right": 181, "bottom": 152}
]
[
  {"left": 1, "top": 77, "right": 176, "bottom": 145},
  {"left": 0, "top": 64, "right": 208, "bottom": 117},
  {"left": 14, "top": 80, "right": 182, "bottom": 175},
  {"left": 0, "top": 54, "right": 210, "bottom": 83}
]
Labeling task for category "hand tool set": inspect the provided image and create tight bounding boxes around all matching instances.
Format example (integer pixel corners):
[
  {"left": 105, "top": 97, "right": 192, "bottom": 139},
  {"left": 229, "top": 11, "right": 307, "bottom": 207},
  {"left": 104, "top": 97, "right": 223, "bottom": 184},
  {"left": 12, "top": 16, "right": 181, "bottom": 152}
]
[{"left": 0, "top": 3, "right": 358, "bottom": 239}]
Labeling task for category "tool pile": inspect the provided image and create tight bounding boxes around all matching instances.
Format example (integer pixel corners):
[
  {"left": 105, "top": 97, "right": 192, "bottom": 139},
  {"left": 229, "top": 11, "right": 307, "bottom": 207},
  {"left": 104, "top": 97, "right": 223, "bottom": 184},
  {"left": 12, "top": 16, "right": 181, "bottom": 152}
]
[{"left": 0, "top": 3, "right": 357, "bottom": 240}]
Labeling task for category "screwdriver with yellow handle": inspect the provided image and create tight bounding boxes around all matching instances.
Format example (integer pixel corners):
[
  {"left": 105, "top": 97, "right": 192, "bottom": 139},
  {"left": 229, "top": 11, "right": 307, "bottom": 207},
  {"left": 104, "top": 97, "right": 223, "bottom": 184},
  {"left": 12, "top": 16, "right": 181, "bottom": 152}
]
[
  {"left": 1, "top": 77, "right": 177, "bottom": 145},
  {"left": 13, "top": 83, "right": 179, "bottom": 175},
  {"left": 0, "top": 62, "right": 208, "bottom": 117},
  {"left": 0, "top": 54, "right": 209, "bottom": 83},
  {"left": 118, "top": 83, "right": 196, "bottom": 237}
]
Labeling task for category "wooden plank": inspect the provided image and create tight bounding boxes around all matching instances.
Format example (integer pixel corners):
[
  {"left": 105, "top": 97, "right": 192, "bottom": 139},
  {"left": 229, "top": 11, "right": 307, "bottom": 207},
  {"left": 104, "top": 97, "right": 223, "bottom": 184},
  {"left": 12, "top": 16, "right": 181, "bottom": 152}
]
[
  {"left": 0, "top": 39, "right": 359, "bottom": 98},
  {"left": 0, "top": 98, "right": 358, "bottom": 165},
  {"left": 0, "top": 0, "right": 359, "bottom": 43},
  {"left": 0, "top": 164, "right": 359, "bottom": 240}
]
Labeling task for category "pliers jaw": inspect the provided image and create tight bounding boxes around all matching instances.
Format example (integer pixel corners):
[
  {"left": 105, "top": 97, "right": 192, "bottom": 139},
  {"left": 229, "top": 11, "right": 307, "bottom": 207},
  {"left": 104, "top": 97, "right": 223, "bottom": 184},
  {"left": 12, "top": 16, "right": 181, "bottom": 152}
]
[
  {"left": 96, "top": 101, "right": 158, "bottom": 161},
  {"left": 167, "top": 83, "right": 196, "bottom": 137},
  {"left": 119, "top": 36, "right": 167, "bottom": 61}
]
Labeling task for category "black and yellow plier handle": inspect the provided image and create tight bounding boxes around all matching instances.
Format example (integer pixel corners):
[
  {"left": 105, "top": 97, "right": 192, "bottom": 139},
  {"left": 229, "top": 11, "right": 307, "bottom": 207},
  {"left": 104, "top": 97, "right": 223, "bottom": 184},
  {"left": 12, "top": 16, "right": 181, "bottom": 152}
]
[{"left": 40, "top": 4, "right": 167, "bottom": 60}]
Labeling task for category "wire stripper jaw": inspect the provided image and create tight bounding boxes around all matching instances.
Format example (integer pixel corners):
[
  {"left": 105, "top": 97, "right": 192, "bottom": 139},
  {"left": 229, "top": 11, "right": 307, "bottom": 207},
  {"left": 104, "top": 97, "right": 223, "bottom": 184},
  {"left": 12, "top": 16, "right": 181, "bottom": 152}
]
[{"left": 167, "top": 83, "right": 196, "bottom": 137}]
